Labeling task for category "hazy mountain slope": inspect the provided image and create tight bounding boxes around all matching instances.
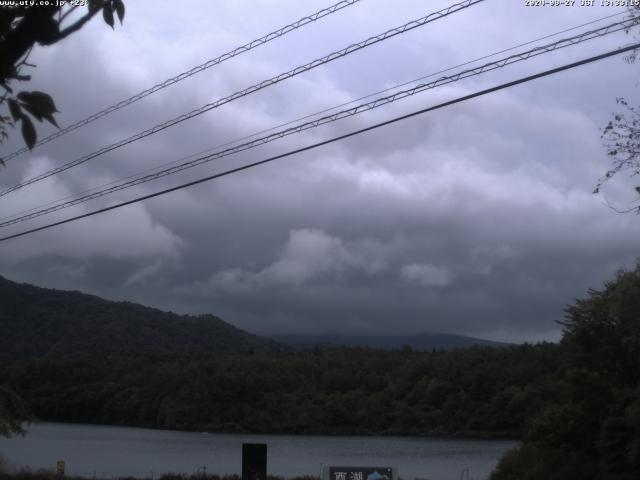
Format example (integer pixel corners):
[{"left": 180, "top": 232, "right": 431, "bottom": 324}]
[{"left": 0, "top": 275, "right": 278, "bottom": 359}]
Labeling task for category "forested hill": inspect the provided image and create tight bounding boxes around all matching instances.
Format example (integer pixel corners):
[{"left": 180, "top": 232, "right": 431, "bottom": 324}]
[
  {"left": 2, "top": 345, "right": 563, "bottom": 437},
  {"left": 0, "top": 275, "right": 278, "bottom": 359}
]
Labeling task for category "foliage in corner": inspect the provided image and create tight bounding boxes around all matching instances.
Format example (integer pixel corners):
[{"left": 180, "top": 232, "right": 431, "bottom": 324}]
[
  {"left": 0, "top": 0, "right": 125, "bottom": 441},
  {"left": 595, "top": 5, "right": 640, "bottom": 213},
  {"left": 0, "top": 0, "right": 125, "bottom": 162},
  {"left": 597, "top": 97, "right": 640, "bottom": 213},
  {"left": 491, "top": 261, "right": 640, "bottom": 480}
]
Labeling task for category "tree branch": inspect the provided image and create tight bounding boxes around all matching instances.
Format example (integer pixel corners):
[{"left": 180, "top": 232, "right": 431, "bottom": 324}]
[
  {"left": 51, "top": 5, "right": 103, "bottom": 43},
  {"left": 602, "top": 196, "right": 640, "bottom": 214},
  {"left": 0, "top": 6, "right": 58, "bottom": 83},
  {"left": 58, "top": 5, "right": 80, "bottom": 26}
]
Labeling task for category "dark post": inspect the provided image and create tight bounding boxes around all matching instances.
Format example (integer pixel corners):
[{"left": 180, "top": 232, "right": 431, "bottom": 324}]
[
  {"left": 55, "top": 460, "right": 65, "bottom": 479},
  {"left": 242, "top": 443, "right": 267, "bottom": 480}
]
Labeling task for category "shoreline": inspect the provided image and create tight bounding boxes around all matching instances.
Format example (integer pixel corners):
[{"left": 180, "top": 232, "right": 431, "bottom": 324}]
[
  {"left": 1, "top": 423, "right": 515, "bottom": 480},
  {"left": 16, "top": 419, "right": 522, "bottom": 442},
  {"left": 0, "top": 471, "right": 320, "bottom": 480}
]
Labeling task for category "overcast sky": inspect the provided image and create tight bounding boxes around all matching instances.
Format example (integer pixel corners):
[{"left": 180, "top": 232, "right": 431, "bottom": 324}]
[{"left": 1, "top": 0, "right": 639, "bottom": 342}]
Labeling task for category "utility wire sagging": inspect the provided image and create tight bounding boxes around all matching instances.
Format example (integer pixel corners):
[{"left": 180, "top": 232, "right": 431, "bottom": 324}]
[
  {"left": 2, "top": 10, "right": 623, "bottom": 226},
  {"left": 1, "top": 43, "right": 638, "bottom": 243},
  {"left": 2, "top": 11, "right": 626, "bottom": 226},
  {"left": 0, "top": 0, "right": 486, "bottom": 198},
  {"left": 1, "top": 16, "right": 636, "bottom": 229},
  {"left": 0, "top": 0, "right": 363, "bottom": 162}
]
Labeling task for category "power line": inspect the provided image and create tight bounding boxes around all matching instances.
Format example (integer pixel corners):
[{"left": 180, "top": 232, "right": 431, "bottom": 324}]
[
  {"left": 1, "top": 10, "right": 624, "bottom": 225},
  {"left": 0, "top": 12, "right": 627, "bottom": 222},
  {"left": 1, "top": 16, "right": 635, "bottom": 228},
  {"left": 1, "top": 42, "right": 637, "bottom": 244},
  {"left": 1, "top": 0, "right": 363, "bottom": 162},
  {"left": 0, "top": 0, "right": 485, "bottom": 198}
]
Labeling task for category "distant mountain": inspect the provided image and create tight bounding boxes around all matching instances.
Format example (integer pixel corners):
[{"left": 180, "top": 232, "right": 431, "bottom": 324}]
[
  {"left": 0, "top": 275, "right": 279, "bottom": 360},
  {"left": 0, "top": 274, "right": 509, "bottom": 361},
  {"left": 271, "top": 332, "right": 511, "bottom": 351}
]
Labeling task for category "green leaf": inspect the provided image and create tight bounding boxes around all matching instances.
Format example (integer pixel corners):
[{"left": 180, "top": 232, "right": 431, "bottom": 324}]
[
  {"left": 17, "top": 91, "right": 58, "bottom": 114},
  {"left": 21, "top": 115, "right": 36, "bottom": 150},
  {"left": 20, "top": 103, "right": 44, "bottom": 122},
  {"left": 41, "top": 111, "right": 59, "bottom": 128},
  {"left": 7, "top": 98, "right": 22, "bottom": 122},
  {"left": 103, "top": 4, "right": 114, "bottom": 28},
  {"left": 20, "top": 103, "right": 59, "bottom": 128},
  {"left": 30, "top": 91, "right": 57, "bottom": 113},
  {"left": 114, "top": 0, "right": 125, "bottom": 24},
  {"left": 15, "top": 91, "right": 60, "bottom": 128}
]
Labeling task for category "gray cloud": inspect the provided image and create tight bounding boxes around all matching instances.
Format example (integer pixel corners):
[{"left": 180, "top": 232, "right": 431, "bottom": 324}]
[{"left": 1, "top": 0, "right": 638, "bottom": 343}]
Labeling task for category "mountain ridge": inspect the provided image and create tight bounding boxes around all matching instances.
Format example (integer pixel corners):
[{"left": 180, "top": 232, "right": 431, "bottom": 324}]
[
  {"left": 0, "top": 275, "right": 278, "bottom": 359},
  {"left": 1, "top": 275, "right": 509, "bottom": 360}
]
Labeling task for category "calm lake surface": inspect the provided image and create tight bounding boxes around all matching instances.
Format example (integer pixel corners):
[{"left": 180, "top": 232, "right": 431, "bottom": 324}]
[{"left": 0, "top": 423, "right": 517, "bottom": 480}]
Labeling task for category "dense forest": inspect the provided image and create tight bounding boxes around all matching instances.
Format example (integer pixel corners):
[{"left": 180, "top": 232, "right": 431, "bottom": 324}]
[
  {"left": 1, "top": 274, "right": 555, "bottom": 439},
  {"left": 1, "top": 343, "right": 560, "bottom": 438},
  {"left": 490, "top": 262, "right": 640, "bottom": 480},
  {"left": 2, "top": 261, "right": 640, "bottom": 479},
  {"left": 272, "top": 332, "right": 509, "bottom": 350}
]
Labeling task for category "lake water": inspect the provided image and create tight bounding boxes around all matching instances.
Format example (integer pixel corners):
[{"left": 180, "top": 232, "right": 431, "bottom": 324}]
[{"left": 0, "top": 423, "right": 517, "bottom": 480}]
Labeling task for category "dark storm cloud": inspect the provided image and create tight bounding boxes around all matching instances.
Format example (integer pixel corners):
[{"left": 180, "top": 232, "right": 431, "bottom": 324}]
[{"left": 1, "top": 0, "right": 638, "bottom": 343}]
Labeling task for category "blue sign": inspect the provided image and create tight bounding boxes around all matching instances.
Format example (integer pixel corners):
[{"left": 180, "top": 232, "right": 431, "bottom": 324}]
[{"left": 329, "top": 467, "right": 393, "bottom": 480}]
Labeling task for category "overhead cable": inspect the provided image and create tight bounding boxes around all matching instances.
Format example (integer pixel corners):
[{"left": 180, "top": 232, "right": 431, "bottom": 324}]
[
  {"left": 2, "top": 11, "right": 626, "bottom": 225},
  {"left": 1, "top": 42, "right": 638, "bottom": 243},
  {"left": 0, "top": 0, "right": 485, "bottom": 198},
  {"left": 1, "top": 16, "right": 636, "bottom": 228},
  {"left": 1, "top": 0, "right": 363, "bottom": 162}
]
